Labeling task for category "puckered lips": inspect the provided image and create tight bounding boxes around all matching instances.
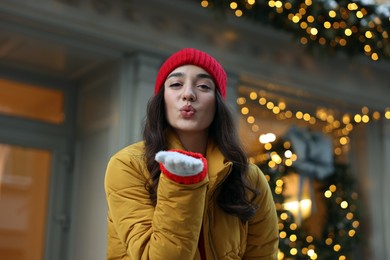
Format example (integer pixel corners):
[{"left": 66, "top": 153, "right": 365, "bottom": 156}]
[{"left": 179, "top": 105, "right": 196, "bottom": 118}]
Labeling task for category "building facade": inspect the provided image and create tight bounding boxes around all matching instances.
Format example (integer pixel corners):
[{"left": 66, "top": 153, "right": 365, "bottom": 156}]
[{"left": 0, "top": 0, "right": 389, "bottom": 259}]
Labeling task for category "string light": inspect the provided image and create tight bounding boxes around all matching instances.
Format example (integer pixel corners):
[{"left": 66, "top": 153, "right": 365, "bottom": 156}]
[
  {"left": 238, "top": 90, "right": 389, "bottom": 156},
  {"left": 199, "top": 0, "right": 390, "bottom": 61}
]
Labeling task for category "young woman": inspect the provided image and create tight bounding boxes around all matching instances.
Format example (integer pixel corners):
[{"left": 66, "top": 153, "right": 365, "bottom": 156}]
[{"left": 104, "top": 48, "right": 279, "bottom": 259}]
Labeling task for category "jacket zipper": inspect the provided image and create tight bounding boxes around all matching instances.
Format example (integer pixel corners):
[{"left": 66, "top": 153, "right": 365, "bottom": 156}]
[{"left": 206, "top": 165, "right": 233, "bottom": 260}]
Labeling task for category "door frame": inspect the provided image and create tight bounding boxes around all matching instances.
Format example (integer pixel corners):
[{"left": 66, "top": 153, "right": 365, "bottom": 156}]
[{"left": 0, "top": 70, "right": 76, "bottom": 260}]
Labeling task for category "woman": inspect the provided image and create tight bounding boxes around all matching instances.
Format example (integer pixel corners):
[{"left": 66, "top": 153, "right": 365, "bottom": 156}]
[{"left": 104, "top": 48, "right": 279, "bottom": 259}]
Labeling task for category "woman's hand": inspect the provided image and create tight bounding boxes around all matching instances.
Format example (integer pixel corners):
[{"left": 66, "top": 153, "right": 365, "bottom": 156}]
[{"left": 155, "top": 151, "right": 204, "bottom": 176}]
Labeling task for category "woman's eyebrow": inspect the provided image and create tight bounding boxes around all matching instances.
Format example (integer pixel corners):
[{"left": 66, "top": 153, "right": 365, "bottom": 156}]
[
  {"left": 166, "top": 72, "right": 213, "bottom": 80},
  {"left": 197, "top": 73, "right": 213, "bottom": 80},
  {"left": 167, "top": 72, "right": 183, "bottom": 79}
]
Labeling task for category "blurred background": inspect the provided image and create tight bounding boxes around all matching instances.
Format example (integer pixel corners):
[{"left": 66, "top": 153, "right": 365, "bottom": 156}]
[{"left": 0, "top": 0, "right": 389, "bottom": 259}]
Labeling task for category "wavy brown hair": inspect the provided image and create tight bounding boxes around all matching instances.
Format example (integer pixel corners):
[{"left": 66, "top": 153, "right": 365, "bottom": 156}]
[{"left": 142, "top": 89, "right": 259, "bottom": 222}]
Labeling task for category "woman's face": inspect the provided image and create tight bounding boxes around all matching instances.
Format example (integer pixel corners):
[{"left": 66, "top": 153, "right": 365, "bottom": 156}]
[{"left": 163, "top": 65, "right": 216, "bottom": 135}]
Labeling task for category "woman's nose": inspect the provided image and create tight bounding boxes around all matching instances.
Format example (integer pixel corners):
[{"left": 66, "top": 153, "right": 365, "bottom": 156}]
[{"left": 182, "top": 85, "right": 196, "bottom": 102}]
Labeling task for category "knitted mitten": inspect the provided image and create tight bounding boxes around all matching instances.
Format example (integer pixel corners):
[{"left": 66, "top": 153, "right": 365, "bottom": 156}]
[{"left": 155, "top": 150, "right": 204, "bottom": 176}]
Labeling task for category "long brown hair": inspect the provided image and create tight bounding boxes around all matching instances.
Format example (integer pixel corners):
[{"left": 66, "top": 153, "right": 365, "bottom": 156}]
[{"left": 142, "top": 90, "right": 259, "bottom": 222}]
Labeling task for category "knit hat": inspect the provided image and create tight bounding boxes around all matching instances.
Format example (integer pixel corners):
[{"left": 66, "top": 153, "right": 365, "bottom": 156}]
[{"left": 154, "top": 48, "right": 227, "bottom": 99}]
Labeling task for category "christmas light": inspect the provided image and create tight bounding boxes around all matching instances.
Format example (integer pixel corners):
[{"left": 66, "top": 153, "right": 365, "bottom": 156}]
[{"left": 198, "top": 0, "right": 390, "bottom": 60}]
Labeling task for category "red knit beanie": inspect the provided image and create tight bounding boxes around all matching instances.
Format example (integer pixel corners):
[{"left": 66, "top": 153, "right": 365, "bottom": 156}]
[{"left": 154, "top": 48, "right": 227, "bottom": 99}]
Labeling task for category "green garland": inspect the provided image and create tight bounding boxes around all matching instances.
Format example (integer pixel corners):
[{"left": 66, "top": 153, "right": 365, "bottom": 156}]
[
  {"left": 256, "top": 139, "right": 361, "bottom": 259},
  {"left": 198, "top": 0, "right": 390, "bottom": 61}
]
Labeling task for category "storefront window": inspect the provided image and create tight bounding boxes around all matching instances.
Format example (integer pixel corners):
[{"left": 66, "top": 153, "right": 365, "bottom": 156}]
[
  {"left": 0, "top": 143, "right": 51, "bottom": 260},
  {"left": 0, "top": 78, "right": 64, "bottom": 124}
]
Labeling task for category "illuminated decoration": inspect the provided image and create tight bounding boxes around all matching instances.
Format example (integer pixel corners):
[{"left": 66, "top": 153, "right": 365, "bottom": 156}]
[
  {"left": 237, "top": 89, "right": 369, "bottom": 258},
  {"left": 198, "top": 0, "right": 390, "bottom": 61},
  {"left": 256, "top": 137, "right": 361, "bottom": 260},
  {"left": 237, "top": 91, "right": 390, "bottom": 156}
]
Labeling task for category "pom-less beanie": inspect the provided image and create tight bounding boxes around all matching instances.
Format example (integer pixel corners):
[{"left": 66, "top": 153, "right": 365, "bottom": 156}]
[{"left": 154, "top": 48, "right": 227, "bottom": 99}]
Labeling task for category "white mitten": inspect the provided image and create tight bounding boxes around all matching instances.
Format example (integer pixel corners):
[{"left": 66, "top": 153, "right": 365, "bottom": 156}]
[{"left": 155, "top": 150, "right": 204, "bottom": 176}]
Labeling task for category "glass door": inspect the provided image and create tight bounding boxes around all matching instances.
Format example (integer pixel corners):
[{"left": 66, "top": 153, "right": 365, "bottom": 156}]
[
  {"left": 0, "top": 144, "right": 52, "bottom": 260},
  {"left": 0, "top": 74, "right": 74, "bottom": 260}
]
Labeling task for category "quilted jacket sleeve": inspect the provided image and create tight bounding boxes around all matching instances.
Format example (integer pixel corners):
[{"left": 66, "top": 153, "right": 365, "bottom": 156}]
[
  {"left": 104, "top": 147, "right": 208, "bottom": 260},
  {"left": 244, "top": 164, "right": 279, "bottom": 260}
]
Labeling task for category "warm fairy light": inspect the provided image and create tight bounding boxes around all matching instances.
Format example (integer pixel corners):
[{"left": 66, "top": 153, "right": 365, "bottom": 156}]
[
  {"left": 354, "top": 114, "right": 362, "bottom": 123},
  {"left": 247, "top": 116, "right": 255, "bottom": 124},
  {"left": 278, "top": 250, "right": 284, "bottom": 259},
  {"left": 259, "top": 97, "right": 267, "bottom": 105},
  {"left": 290, "top": 248, "right": 298, "bottom": 255},
  {"left": 365, "top": 31, "right": 373, "bottom": 38},
  {"left": 280, "top": 212, "right": 288, "bottom": 220},
  {"left": 373, "top": 111, "right": 380, "bottom": 120},
  {"left": 371, "top": 53, "right": 379, "bottom": 60},
  {"left": 342, "top": 114, "right": 350, "bottom": 124},
  {"left": 236, "top": 97, "right": 246, "bottom": 105},
  {"left": 346, "top": 212, "right": 354, "bottom": 220},
  {"left": 276, "top": 179, "right": 283, "bottom": 187},
  {"left": 324, "top": 190, "right": 332, "bottom": 198},
  {"left": 200, "top": 0, "right": 209, "bottom": 7},
  {"left": 352, "top": 220, "right": 360, "bottom": 228},
  {"left": 280, "top": 231, "right": 287, "bottom": 238},
  {"left": 290, "top": 223, "right": 297, "bottom": 230},
  {"left": 285, "top": 110, "right": 293, "bottom": 118},
  {"left": 345, "top": 28, "right": 352, "bottom": 36},
  {"left": 362, "top": 114, "right": 370, "bottom": 123},
  {"left": 385, "top": 108, "right": 390, "bottom": 119},
  {"left": 296, "top": 111, "right": 303, "bottom": 119},
  {"left": 267, "top": 101, "right": 275, "bottom": 109},
  {"left": 339, "top": 136, "right": 348, "bottom": 145},
  {"left": 230, "top": 2, "right": 238, "bottom": 9},
  {"left": 278, "top": 223, "right": 284, "bottom": 230},
  {"left": 251, "top": 124, "right": 259, "bottom": 132},
  {"left": 340, "top": 201, "right": 348, "bottom": 209},
  {"left": 265, "top": 143, "right": 273, "bottom": 150},
  {"left": 303, "top": 113, "right": 311, "bottom": 121},
  {"left": 306, "top": 235, "right": 313, "bottom": 243},
  {"left": 333, "top": 244, "right": 341, "bottom": 252},
  {"left": 325, "top": 238, "right": 333, "bottom": 245},
  {"left": 289, "top": 234, "right": 297, "bottom": 242},
  {"left": 348, "top": 3, "right": 358, "bottom": 10},
  {"left": 329, "top": 10, "right": 336, "bottom": 18},
  {"left": 235, "top": 10, "right": 243, "bottom": 17},
  {"left": 362, "top": 106, "right": 369, "bottom": 114},
  {"left": 356, "top": 11, "right": 364, "bottom": 18},
  {"left": 307, "top": 249, "right": 316, "bottom": 257},
  {"left": 268, "top": 160, "right": 276, "bottom": 168},
  {"left": 278, "top": 101, "right": 286, "bottom": 110},
  {"left": 241, "top": 107, "right": 249, "bottom": 115},
  {"left": 271, "top": 153, "right": 282, "bottom": 164},
  {"left": 249, "top": 92, "right": 257, "bottom": 100},
  {"left": 273, "top": 106, "right": 281, "bottom": 114},
  {"left": 285, "top": 159, "right": 293, "bottom": 166},
  {"left": 292, "top": 15, "right": 301, "bottom": 23}
]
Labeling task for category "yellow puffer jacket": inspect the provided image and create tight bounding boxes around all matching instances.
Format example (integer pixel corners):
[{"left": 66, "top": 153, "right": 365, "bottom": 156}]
[{"left": 104, "top": 133, "right": 279, "bottom": 260}]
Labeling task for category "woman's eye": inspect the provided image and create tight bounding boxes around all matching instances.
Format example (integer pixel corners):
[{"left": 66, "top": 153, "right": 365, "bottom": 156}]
[
  {"left": 197, "top": 84, "right": 211, "bottom": 90},
  {"left": 169, "top": 82, "right": 182, "bottom": 88}
]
